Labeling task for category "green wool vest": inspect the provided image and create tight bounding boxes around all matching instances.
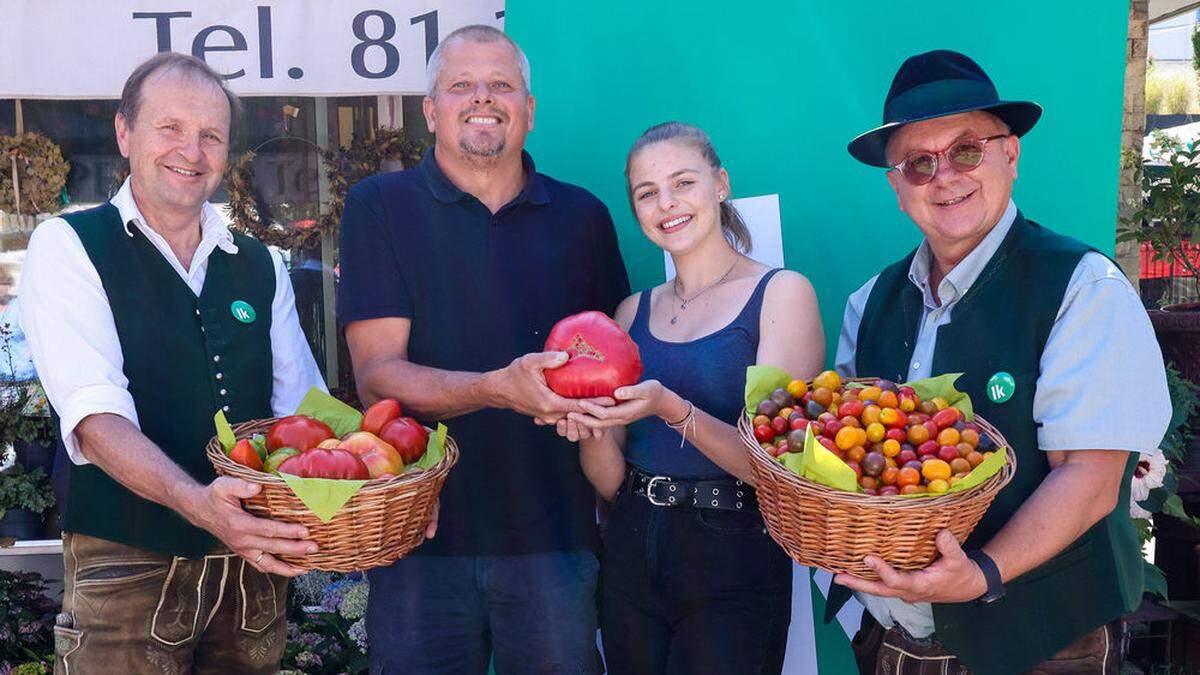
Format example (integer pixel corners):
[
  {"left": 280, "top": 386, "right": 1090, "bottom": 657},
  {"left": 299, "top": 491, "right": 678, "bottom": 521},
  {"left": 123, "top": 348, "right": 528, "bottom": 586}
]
[
  {"left": 851, "top": 214, "right": 1142, "bottom": 674},
  {"left": 62, "top": 204, "right": 275, "bottom": 558}
]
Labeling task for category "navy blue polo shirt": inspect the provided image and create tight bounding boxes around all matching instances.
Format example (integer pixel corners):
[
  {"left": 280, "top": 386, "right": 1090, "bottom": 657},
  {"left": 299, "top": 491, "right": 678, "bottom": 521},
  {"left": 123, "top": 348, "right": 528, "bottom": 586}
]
[{"left": 337, "top": 147, "right": 630, "bottom": 556}]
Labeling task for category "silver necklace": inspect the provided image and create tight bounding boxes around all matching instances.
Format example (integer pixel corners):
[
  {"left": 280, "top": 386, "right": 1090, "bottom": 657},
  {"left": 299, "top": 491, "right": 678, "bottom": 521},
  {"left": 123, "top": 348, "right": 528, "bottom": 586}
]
[{"left": 670, "top": 257, "right": 740, "bottom": 325}]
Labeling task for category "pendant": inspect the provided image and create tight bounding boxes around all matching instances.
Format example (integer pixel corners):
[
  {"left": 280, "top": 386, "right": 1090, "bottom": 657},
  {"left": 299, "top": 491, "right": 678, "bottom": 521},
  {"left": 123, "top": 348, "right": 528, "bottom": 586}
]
[{"left": 670, "top": 315, "right": 678, "bottom": 325}]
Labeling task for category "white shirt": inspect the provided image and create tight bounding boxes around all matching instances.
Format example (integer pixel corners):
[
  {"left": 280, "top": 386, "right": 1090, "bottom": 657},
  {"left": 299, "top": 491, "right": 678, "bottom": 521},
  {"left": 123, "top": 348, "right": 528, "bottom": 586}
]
[
  {"left": 19, "top": 178, "right": 326, "bottom": 465},
  {"left": 835, "top": 200, "right": 1171, "bottom": 637}
]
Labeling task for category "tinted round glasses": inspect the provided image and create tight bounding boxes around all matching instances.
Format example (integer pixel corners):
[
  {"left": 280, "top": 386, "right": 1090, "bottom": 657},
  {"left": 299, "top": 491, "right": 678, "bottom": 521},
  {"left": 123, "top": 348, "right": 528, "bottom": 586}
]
[{"left": 890, "top": 134, "right": 1009, "bottom": 186}]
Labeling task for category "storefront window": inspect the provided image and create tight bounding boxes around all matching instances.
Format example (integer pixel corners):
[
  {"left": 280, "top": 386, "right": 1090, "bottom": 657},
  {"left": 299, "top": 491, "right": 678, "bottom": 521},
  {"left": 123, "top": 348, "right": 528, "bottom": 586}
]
[{"left": 22, "top": 100, "right": 122, "bottom": 205}]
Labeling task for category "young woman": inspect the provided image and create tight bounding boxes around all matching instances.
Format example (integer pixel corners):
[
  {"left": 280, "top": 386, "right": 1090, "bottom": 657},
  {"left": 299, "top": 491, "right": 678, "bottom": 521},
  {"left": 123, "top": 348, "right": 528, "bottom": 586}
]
[{"left": 559, "top": 122, "right": 824, "bottom": 674}]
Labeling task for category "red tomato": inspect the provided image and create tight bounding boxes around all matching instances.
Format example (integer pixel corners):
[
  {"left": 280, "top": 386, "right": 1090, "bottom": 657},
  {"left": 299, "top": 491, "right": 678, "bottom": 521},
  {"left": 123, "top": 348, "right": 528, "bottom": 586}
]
[
  {"left": 267, "top": 415, "right": 335, "bottom": 452},
  {"left": 932, "top": 407, "right": 961, "bottom": 429},
  {"left": 277, "top": 448, "right": 369, "bottom": 480},
  {"left": 543, "top": 311, "right": 643, "bottom": 398},
  {"left": 754, "top": 424, "right": 776, "bottom": 444},
  {"left": 379, "top": 417, "right": 430, "bottom": 464},
  {"left": 229, "top": 439, "right": 263, "bottom": 471},
  {"left": 361, "top": 398, "right": 403, "bottom": 435}
]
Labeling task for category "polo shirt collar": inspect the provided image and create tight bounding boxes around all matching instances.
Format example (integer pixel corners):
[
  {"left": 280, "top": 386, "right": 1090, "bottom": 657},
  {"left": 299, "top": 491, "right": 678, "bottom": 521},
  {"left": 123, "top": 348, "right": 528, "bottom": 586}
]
[
  {"left": 110, "top": 176, "right": 238, "bottom": 255},
  {"left": 907, "top": 199, "right": 1017, "bottom": 308},
  {"left": 420, "top": 146, "right": 550, "bottom": 207}
]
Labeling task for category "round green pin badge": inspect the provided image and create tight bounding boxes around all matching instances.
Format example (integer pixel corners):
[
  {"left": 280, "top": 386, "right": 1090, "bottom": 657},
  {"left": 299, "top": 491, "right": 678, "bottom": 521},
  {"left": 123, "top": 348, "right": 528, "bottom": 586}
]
[
  {"left": 230, "top": 300, "right": 256, "bottom": 324},
  {"left": 986, "top": 371, "right": 1015, "bottom": 404}
]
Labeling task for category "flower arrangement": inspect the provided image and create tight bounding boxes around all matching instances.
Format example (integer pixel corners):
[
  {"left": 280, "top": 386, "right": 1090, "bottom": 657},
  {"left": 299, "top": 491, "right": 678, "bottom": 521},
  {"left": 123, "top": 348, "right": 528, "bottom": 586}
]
[{"left": 280, "top": 571, "right": 369, "bottom": 674}]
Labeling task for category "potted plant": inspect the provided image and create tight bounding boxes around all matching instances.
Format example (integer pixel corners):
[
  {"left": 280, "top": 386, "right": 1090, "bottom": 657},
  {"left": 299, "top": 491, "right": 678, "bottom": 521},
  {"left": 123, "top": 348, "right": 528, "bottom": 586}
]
[
  {"left": 1121, "top": 134, "right": 1200, "bottom": 379},
  {"left": 0, "top": 462, "right": 54, "bottom": 541},
  {"left": 0, "top": 570, "right": 56, "bottom": 673}
]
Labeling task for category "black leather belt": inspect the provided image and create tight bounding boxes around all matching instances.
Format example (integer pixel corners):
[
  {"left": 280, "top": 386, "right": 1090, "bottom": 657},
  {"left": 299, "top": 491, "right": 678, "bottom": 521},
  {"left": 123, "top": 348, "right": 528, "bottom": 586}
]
[{"left": 624, "top": 465, "right": 759, "bottom": 512}]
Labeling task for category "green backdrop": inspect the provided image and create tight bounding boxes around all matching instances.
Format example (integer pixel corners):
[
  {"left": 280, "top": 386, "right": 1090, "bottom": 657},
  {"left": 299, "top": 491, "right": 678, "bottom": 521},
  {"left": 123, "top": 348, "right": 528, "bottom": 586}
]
[{"left": 507, "top": 1, "right": 1130, "bottom": 356}]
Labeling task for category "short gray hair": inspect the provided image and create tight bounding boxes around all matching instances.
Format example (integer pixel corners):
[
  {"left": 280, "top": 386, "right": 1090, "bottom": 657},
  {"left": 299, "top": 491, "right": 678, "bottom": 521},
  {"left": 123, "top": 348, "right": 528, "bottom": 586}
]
[
  {"left": 425, "top": 25, "right": 531, "bottom": 97},
  {"left": 118, "top": 52, "right": 242, "bottom": 141}
]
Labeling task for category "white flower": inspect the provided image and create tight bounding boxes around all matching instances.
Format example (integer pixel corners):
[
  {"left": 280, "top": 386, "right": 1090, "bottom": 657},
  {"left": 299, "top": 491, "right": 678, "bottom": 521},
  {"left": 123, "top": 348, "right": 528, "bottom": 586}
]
[{"left": 1130, "top": 452, "right": 1169, "bottom": 518}]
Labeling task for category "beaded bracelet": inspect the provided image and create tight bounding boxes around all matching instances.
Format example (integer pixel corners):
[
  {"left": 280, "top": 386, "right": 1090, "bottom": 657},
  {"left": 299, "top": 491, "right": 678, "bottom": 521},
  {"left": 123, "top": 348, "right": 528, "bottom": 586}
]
[{"left": 663, "top": 400, "right": 697, "bottom": 447}]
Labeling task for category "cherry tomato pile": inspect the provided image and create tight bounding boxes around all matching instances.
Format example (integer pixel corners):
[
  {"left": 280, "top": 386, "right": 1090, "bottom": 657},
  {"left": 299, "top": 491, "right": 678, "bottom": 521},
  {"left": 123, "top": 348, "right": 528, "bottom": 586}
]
[{"left": 752, "top": 371, "right": 996, "bottom": 495}]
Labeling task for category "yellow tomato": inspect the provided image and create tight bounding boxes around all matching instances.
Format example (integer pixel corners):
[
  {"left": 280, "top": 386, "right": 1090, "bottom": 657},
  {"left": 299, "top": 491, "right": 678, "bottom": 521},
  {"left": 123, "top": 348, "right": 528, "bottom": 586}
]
[
  {"left": 922, "top": 459, "right": 952, "bottom": 482},
  {"left": 787, "top": 379, "right": 809, "bottom": 399},
  {"left": 813, "top": 370, "right": 842, "bottom": 391},
  {"left": 866, "top": 422, "right": 886, "bottom": 443}
]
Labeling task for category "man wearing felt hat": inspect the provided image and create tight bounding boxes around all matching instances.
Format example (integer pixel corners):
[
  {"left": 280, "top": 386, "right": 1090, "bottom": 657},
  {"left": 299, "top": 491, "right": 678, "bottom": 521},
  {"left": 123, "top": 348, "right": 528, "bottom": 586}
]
[{"left": 830, "top": 49, "right": 1171, "bottom": 674}]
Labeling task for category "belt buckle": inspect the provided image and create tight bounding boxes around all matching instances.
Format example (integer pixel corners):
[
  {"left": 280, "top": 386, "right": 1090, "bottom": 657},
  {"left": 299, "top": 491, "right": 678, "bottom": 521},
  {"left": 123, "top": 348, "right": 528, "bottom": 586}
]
[{"left": 645, "top": 476, "right": 674, "bottom": 506}]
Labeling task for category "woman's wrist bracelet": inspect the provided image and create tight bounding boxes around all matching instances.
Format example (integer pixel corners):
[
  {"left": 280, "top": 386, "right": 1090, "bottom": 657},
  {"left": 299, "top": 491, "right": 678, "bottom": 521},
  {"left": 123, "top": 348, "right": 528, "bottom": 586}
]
[{"left": 663, "top": 400, "right": 697, "bottom": 447}]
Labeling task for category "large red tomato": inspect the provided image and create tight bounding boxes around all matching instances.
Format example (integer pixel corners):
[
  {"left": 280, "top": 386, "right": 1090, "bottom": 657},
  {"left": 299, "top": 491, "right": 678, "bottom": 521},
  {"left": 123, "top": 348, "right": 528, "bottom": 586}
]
[
  {"left": 543, "top": 311, "right": 643, "bottom": 398},
  {"left": 277, "top": 448, "right": 370, "bottom": 480},
  {"left": 266, "top": 415, "right": 336, "bottom": 452}
]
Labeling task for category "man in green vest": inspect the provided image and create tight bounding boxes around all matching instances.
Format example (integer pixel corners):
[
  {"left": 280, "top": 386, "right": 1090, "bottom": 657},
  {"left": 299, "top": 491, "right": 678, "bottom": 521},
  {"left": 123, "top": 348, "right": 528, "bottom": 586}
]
[
  {"left": 830, "top": 50, "right": 1171, "bottom": 674},
  {"left": 21, "top": 53, "right": 326, "bottom": 673}
]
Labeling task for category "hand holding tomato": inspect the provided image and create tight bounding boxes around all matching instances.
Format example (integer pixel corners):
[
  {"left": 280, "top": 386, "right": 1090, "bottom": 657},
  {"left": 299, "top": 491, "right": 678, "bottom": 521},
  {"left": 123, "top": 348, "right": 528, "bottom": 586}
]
[
  {"left": 568, "top": 380, "right": 682, "bottom": 430},
  {"left": 484, "top": 350, "right": 588, "bottom": 424},
  {"left": 180, "top": 477, "right": 317, "bottom": 577}
]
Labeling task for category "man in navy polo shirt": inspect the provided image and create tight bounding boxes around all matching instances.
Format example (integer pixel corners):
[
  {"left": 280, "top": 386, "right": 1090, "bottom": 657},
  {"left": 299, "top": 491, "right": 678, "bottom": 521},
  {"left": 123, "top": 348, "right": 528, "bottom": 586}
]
[{"left": 337, "top": 25, "right": 629, "bottom": 675}]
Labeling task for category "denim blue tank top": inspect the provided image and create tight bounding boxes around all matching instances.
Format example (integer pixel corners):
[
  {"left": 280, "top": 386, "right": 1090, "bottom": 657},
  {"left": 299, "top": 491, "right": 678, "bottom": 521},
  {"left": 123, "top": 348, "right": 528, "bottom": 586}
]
[{"left": 624, "top": 268, "right": 781, "bottom": 479}]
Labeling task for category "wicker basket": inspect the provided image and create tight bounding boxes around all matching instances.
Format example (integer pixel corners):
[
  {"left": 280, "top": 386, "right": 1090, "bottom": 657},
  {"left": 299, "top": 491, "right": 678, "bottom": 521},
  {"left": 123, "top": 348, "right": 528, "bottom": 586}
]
[
  {"left": 740, "top": 386, "right": 1016, "bottom": 580},
  {"left": 206, "top": 418, "right": 458, "bottom": 572}
]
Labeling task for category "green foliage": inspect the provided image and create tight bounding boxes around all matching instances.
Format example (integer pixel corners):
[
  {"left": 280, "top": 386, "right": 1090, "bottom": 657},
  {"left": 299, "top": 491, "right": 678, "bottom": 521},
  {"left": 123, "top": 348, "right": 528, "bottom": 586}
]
[
  {"left": 1192, "top": 26, "right": 1200, "bottom": 79},
  {"left": 1161, "top": 363, "right": 1200, "bottom": 464},
  {"left": 1144, "top": 558, "right": 1169, "bottom": 599},
  {"left": 1119, "top": 139, "right": 1200, "bottom": 301},
  {"left": 0, "top": 464, "right": 55, "bottom": 519},
  {"left": 0, "top": 570, "right": 56, "bottom": 671}
]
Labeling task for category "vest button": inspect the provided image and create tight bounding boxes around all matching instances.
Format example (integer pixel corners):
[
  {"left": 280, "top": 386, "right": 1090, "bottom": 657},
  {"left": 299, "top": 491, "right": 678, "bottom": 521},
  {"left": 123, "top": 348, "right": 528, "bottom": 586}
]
[
  {"left": 213, "top": 355, "right": 221, "bottom": 363},
  {"left": 195, "top": 309, "right": 201, "bottom": 316},
  {"left": 222, "top": 405, "right": 230, "bottom": 412},
  {"left": 219, "top": 389, "right": 227, "bottom": 396},
  {"left": 215, "top": 372, "right": 223, "bottom": 380}
]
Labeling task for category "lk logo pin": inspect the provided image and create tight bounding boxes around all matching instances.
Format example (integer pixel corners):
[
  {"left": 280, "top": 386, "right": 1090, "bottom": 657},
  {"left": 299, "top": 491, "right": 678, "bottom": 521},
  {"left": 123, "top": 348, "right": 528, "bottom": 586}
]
[
  {"left": 231, "top": 300, "right": 256, "bottom": 324},
  {"left": 986, "top": 372, "right": 1015, "bottom": 404}
]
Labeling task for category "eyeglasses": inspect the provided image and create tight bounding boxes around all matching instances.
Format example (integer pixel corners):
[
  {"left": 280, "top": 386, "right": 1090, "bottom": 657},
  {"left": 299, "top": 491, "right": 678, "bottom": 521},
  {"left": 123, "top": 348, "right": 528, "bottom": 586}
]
[{"left": 890, "top": 134, "right": 1009, "bottom": 186}]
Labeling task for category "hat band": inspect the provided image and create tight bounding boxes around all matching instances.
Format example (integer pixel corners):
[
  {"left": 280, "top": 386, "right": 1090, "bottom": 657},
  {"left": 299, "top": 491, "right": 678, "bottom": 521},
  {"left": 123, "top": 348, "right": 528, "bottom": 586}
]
[{"left": 884, "top": 78, "right": 1001, "bottom": 125}]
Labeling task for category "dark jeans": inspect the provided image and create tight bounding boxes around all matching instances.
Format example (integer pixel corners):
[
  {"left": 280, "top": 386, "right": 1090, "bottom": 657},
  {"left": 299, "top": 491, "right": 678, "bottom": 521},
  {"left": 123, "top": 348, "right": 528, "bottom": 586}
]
[
  {"left": 599, "top": 484, "right": 792, "bottom": 675},
  {"left": 365, "top": 551, "right": 601, "bottom": 675}
]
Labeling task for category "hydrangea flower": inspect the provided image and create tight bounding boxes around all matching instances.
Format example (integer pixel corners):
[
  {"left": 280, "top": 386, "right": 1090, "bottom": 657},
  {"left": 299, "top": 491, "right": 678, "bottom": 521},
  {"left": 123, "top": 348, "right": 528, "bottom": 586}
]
[
  {"left": 295, "top": 651, "right": 323, "bottom": 669},
  {"left": 348, "top": 618, "right": 369, "bottom": 652},
  {"left": 338, "top": 581, "right": 369, "bottom": 620}
]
